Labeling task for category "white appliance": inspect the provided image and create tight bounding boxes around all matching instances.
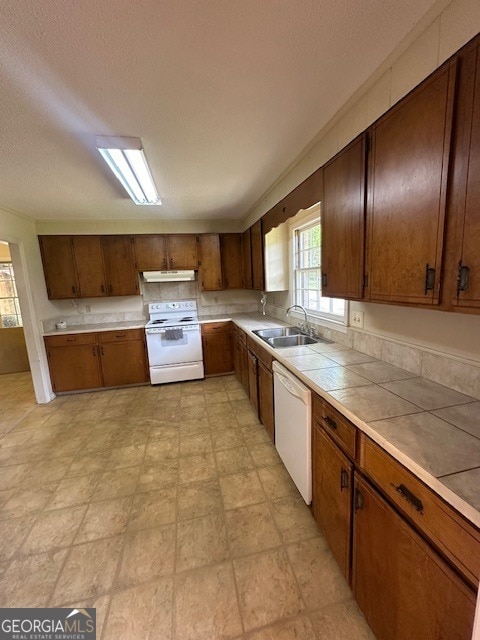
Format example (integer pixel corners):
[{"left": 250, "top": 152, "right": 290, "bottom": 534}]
[
  {"left": 142, "top": 270, "right": 196, "bottom": 283},
  {"left": 145, "top": 300, "right": 204, "bottom": 384},
  {"left": 273, "top": 360, "right": 312, "bottom": 504}
]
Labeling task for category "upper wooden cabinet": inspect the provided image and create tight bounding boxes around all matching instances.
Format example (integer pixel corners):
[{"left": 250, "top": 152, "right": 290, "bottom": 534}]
[
  {"left": 166, "top": 234, "right": 198, "bottom": 269},
  {"left": 221, "top": 234, "right": 244, "bottom": 289},
  {"left": 446, "top": 40, "right": 480, "bottom": 310},
  {"left": 366, "top": 61, "right": 457, "bottom": 306},
  {"left": 250, "top": 219, "right": 265, "bottom": 291},
  {"left": 72, "top": 236, "right": 106, "bottom": 298},
  {"left": 242, "top": 229, "right": 253, "bottom": 289},
  {"left": 199, "top": 234, "right": 222, "bottom": 291},
  {"left": 134, "top": 234, "right": 198, "bottom": 271},
  {"left": 39, "top": 236, "right": 78, "bottom": 299},
  {"left": 101, "top": 236, "right": 139, "bottom": 296},
  {"left": 40, "top": 235, "right": 139, "bottom": 299},
  {"left": 134, "top": 235, "right": 167, "bottom": 271},
  {"left": 322, "top": 134, "right": 366, "bottom": 300}
]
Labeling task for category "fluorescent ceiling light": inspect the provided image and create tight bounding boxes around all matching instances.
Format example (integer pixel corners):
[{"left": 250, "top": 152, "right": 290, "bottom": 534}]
[{"left": 96, "top": 136, "right": 162, "bottom": 206}]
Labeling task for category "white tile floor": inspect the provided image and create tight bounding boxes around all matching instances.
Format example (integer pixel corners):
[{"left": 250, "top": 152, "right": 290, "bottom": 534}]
[{"left": 0, "top": 372, "right": 376, "bottom": 639}]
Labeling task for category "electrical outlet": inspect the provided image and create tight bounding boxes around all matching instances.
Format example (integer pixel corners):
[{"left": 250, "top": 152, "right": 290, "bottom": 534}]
[
  {"left": 85, "top": 304, "right": 91, "bottom": 313},
  {"left": 352, "top": 311, "right": 364, "bottom": 328}
]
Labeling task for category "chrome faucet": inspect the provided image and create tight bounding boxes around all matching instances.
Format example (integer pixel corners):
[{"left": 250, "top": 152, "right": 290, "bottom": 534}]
[{"left": 286, "top": 304, "right": 309, "bottom": 332}]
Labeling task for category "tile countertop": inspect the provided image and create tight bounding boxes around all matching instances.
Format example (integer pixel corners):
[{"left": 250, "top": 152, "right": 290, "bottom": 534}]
[
  {"left": 228, "top": 313, "right": 480, "bottom": 530},
  {"left": 43, "top": 320, "right": 147, "bottom": 336}
]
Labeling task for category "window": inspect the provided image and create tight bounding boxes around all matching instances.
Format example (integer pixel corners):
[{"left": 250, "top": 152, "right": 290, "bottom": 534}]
[
  {"left": 292, "top": 209, "right": 346, "bottom": 323},
  {"left": 0, "top": 262, "right": 22, "bottom": 328}
]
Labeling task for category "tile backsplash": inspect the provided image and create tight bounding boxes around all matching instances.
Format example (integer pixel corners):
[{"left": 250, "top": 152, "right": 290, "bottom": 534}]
[{"left": 263, "top": 302, "right": 480, "bottom": 401}]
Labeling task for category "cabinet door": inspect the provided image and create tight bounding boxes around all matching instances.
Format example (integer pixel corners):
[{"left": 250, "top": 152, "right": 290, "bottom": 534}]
[
  {"left": 247, "top": 351, "right": 259, "bottom": 413},
  {"left": 322, "top": 134, "right": 366, "bottom": 300},
  {"left": 258, "top": 362, "right": 274, "bottom": 442},
  {"left": 100, "top": 339, "right": 148, "bottom": 387},
  {"left": 199, "top": 234, "right": 223, "bottom": 291},
  {"left": 166, "top": 235, "right": 198, "bottom": 269},
  {"left": 312, "top": 423, "right": 352, "bottom": 579},
  {"left": 233, "top": 336, "right": 242, "bottom": 384},
  {"left": 47, "top": 344, "right": 103, "bottom": 392},
  {"left": 242, "top": 229, "right": 253, "bottom": 289},
  {"left": 240, "top": 341, "right": 249, "bottom": 395},
  {"left": 101, "top": 236, "right": 139, "bottom": 296},
  {"left": 251, "top": 220, "right": 265, "bottom": 291},
  {"left": 134, "top": 235, "right": 167, "bottom": 271},
  {"left": 352, "top": 475, "right": 475, "bottom": 640},
  {"left": 221, "top": 234, "right": 244, "bottom": 289},
  {"left": 367, "top": 62, "right": 456, "bottom": 305},
  {"left": 39, "top": 236, "right": 78, "bottom": 299},
  {"left": 202, "top": 332, "right": 233, "bottom": 375},
  {"left": 72, "top": 236, "right": 107, "bottom": 298},
  {"left": 452, "top": 44, "right": 480, "bottom": 309}
]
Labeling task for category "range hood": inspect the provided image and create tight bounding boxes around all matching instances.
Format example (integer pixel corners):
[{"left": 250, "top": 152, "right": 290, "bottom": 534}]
[{"left": 142, "top": 270, "right": 196, "bottom": 283}]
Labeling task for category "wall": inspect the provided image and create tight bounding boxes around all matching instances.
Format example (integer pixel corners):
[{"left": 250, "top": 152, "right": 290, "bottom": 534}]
[
  {"left": 35, "top": 218, "right": 243, "bottom": 235},
  {"left": 246, "top": 0, "right": 480, "bottom": 383},
  {"left": 0, "top": 242, "right": 11, "bottom": 261},
  {"left": 0, "top": 208, "right": 53, "bottom": 401}
]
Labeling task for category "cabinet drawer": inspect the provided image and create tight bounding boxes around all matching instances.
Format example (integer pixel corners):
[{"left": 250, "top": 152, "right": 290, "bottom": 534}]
[
  {"left": 361, "top": 435, "right": 480, "bottom": 587},
  {"left": 313, "top": 394, "right": 357, "bottom": 459},
  {"left": 232, "top": 324, "right": 247, "bottom": 344},
  {"left": 202, "top": 321, "right": 231, "bottom": 335},
  {"left": 44, "top": 332, "right": 97, "bottom": 347},
  {"left": 99, "top": 329, "right": 145, "bottom": 343},
  {"left": 247, "top": 336, "right": 273, "bottom": 370}
]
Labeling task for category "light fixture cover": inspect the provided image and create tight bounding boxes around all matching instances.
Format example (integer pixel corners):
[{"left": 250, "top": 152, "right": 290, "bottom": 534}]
[{"left": 96, "top": 136, "right": 162, "bottom": 206}]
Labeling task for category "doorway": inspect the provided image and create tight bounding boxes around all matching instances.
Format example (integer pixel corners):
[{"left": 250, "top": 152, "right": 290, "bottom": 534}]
[{"left": 0, "top": 235, "right": 52, "bottom": 405}]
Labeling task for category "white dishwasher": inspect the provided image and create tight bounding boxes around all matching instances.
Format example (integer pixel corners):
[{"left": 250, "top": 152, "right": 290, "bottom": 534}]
[{"left": 273, "top": 361, "right": 312, "bottom": 504}]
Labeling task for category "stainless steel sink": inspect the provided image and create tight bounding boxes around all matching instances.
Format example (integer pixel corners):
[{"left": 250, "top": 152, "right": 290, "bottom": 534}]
[
  {"left": 252, "top": 327, "right": 303, "bottom": 339},
  {"left": 267, "top": 335, "right": 318, "bottom": 347}
]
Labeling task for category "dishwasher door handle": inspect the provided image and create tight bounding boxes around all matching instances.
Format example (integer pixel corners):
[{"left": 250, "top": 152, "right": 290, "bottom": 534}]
[{"left": 276, "top": 373, "right": 303, "bottom": 399}]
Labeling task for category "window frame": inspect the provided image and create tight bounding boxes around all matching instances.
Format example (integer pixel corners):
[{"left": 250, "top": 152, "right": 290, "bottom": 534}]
[
  {"left": 288, "top": 204, "right": 348, "bottom": 329},
  {"left": 0, "top": 261, "right": 23, "bottom": 328}
]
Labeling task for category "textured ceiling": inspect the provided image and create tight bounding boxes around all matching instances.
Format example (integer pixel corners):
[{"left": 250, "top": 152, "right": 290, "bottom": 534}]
[{"left": 0, "top": 0, "right": 440, "bottom": 221}]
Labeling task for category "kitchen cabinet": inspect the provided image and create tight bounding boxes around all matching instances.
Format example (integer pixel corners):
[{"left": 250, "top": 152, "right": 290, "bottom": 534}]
[
  {"left": 221, "top": 234, "right": 244, "bottom": 289},
  {"left": 247, "top": 350, "right": 259, "bottom": 414},
  {"left": 202, "top": 322, "right": 233, "bottom": 375},
  {"left": 352, "top": 474, "right": 476, "bottom": 640},
  {"left": 250, "top": 219, "right": 265, "bottom": 291},
  {"left": 322, "top": 134, "right": 366, "bottom": 300},
  {"left": 232, "top": 325, "right": 249, "bottom": 393},
  {"left": 312, "top": 421, "right": 353, "bottom": 580},
  {"left": 166, "top": 234, "right": 198, "bottom": 269},
  {"left": 247, "top": 336, "right": 275, "bottom": 441},
  {"left": 39, "top": 236, "right": 78, "bottom": 299},
  {"left": 447, "top": 39, "right": 480, "bottom": 310},
  {"left": 72, "top": 236, "right": 107, "bottom": 298},
  {"left": 39, "top": 235, "right": 138, "bottom": 299},
  {"left": 366, "top": 61, "right": 457, "bottom": 306},
  {"left": 199, "top": 234, "right": 222, "bottom": 291},
  {"left": 98, "top": 330, "right": 148, "bottom": 387},
  {"left": 134, "top": 235, "right": 167, "bottom": 271},
  {"left": 242, "top": 229, "right": 253, "bottom": 289},
  {"left": 45, "top": 329, "right": 149, "bottom": 392},
  {"left": 44, "top": 333, "right": 102, "bottom": 392},
  {"left": 257, "top": 361, "right": 274, "bottom": 442},
  {"left": 101, "top": 236, "right": 139, "bottom": 296}
]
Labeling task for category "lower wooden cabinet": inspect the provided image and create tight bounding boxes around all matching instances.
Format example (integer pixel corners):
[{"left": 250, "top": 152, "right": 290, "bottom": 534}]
[
  {"left": 99, "top": 339, "right": 149, "bottom": 387},
  {"left": 312, "top": 422, "right": 353, "bottom": 579},
  {"left": 352, "top": 474, "right": 476, "bottom": 640},
  {"left": 258, "top": 361, "right": 274, "bottom": 442},
  {"left": 45, "top": 329, "right": 149, "bottom": 392},
  {"left": 202, "top": 322, "right": 233, "bottom": 375},
  {"left": 46, "top": 341, "right": 103, "bottom": 392},
  {"left": 247, "top": 350, "right": 259, "bottom": 414},
  {"left": 232, "top": 327, "right": 249, "bottom": 394}
]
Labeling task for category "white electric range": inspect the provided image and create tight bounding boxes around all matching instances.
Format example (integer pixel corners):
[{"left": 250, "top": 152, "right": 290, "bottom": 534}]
[{"left": 145, "top": 300, "right": 204, "bottom": 384}]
